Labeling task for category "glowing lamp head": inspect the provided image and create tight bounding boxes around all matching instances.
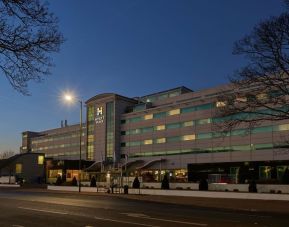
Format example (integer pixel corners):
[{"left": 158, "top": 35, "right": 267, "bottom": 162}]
[{"left": 64, "top": 94, "right": 73, "bottom": 101}]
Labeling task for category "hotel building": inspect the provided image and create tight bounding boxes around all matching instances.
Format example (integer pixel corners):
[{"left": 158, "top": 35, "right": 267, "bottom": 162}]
[{"left": 21, "top": 85, "right": 289, "bottom": 183}]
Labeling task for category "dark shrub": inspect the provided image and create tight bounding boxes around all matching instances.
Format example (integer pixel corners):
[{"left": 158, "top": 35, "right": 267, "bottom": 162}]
[
  {"left": 71, "top": 176, "right": 78, "bottom": 186},
  {"left": 123, "top": 185, "right": 129, "bottom": 194},
  {"left": 199, "top": 179, "right": 208, "bottom": 191},
  {"left": 161, "top": 174, "right": 170, "bottom": 190},
  {"left": 238, "top": 165, "right": 249, "bottom": 183},
  {"left": 248, "top": 180, "right": 257, "bottom": 192},
  {"left": 90, "top": 176, "right": 96, "bottom": 187},
  {"left": 132, "top": 177, "right": 140, "bottom": 189},
  {"left": 55, "top": 175, "right": 62, "bottom": 186}
]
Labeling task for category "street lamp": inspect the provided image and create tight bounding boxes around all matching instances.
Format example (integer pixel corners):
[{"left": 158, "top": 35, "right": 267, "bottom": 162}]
[{"left": 63, "top": 93, "right": 83, "bottom": 193}]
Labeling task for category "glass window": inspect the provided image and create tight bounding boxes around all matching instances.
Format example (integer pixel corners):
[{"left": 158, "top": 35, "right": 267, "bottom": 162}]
[
  {"left": 216, "top": 101, "right": 226, "bottom": 108},
  {"left": 143, "top": 139, "right": 153, "bottom": 145},
  {"left": 155, "top": 138, "right": 166, "bottom": 144},
  {"left": 183, "top": 121, "right": 194, "bottom": 127},
  {"left": 275, "top": 124, "right": 289, "bottom": 131},
  {"left": 231, "top": 129, "right": 247, "bottom": 136},
  {"left": 231, "top": 145, "right": 250, "bottom": 151},
  {"left": 155, "top": 125, "right": 165, "bottom": 131},
  {"left": 38, "top": 156, "right": 44, "bottom": 165},
  {"left": 130, "top": 141, "right": 141, "bottom": 146},
  {"left": 130, "top": 116, "right": 143, "bottom": 123},
  {"left": 88, "top": 135, "right": 94, "bottom": 142},
  {"left": 181, "top": 106, "right": 196, "bottom": 114},
  {"left": 106, "top": 102, "right": 115, "bottom": 159},
  {"left": 142, "top": 127, "right": 154, "bottom": 133},
  {"left": 182, "top": 134, "right": 196, "bottom": 141},
  {"left": 144, "top": 114, "right": 153, "bottom": 120},
  {"left": 167, "top": 136, "right": 181, "bottom": 143},
  {"left": 236, "top": 97, "right": 247, "bottom": 102},
  {"left": 167, "top": 123, "right": 181, "bottom": 129},
  {"left": 252, "top": 143, "right": 273, "bottom": 150},
  {"left": 196, "top": 118, "right": 212, "bottom": 125},
  {"left": 121, "top": 131, "right": 126, "bottom": 135},
  {"left": 251, "top": 126, "right": 272, "bottom": 134},
  {"left": 130, "top": 128, "right": 141, "bottom": 135},
  {"left": 196, "top": 132, "right": 212, "bottom": 139},
  {"left": 121, "top": 119, "right": 126, "bottom": 124},
  {"left": 88, "top": 124, "right": 94, "bottom": 132},
  {"left": 121, "top": 143, "right": 126, "bottom": 147},
  {"left": 195, "top": 103, "right": 213, "bottom": 111},
  {"left": 277, "top": 166, "right": 289, "bottom": 180},
  {"left": 256, "top": 93, "right": 268, "bottom": 101},
  {"left": 153, "top": 112, "right": 166, "bottom": 119},
  {"left": 15, "top": 164, "right": 22, "bottom": 174},
  {"left": 168, "top": 109, "right": 180, "bottom": 116},
  {"left": 87, "top": 105, "right": 95, "bottom": 121},
  {"left": 259, "top": 166, "right": 271, "bottom": 180}
]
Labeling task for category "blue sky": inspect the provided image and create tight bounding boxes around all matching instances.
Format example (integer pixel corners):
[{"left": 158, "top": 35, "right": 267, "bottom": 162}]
[{"left": 0, "top": 0, "right": 285, "bottom": 153}]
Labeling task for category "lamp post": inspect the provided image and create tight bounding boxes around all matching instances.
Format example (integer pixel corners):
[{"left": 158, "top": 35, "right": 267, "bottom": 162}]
[{"left": 64, "top": 94, "right": 83, "bottom": 193}]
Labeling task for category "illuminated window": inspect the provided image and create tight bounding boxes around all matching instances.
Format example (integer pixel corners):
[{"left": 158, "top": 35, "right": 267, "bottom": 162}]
[
  {"left": 143, "top": 139, "right": 153, "bottom": 145},
  {"left": 256, "top": 93, "right": 268, "bottom": 101},
  {"left": 88, "top": 135, "right": 94, "bottom": 142},
  {"left": 236, "top": 97, "right": 247, "bottom": 102},
  {"left": 168, "top": 109, "right": 180, "bottom": 116},
  {"left": 183, "top": 121, "right": 194, "bottom": 127},
  {"left": 22, "top": 146, "right": 27, "bottom": 150},
  {"left": 15, "top": 164, "right": 22, "bottom": 174},
  {"left": 87, "top": 105, "right": 95, "bottom": 121},
  {"left": 182, "top": 134, "right": 196, "bottom": 141},
  {"left": 155, "top": 125, "right": 166, "bottom": 131},
  {"left": 276, "top": 124, "right": 289, "bottom": 131},
  {"left": 144, "top": 114, "right": 153, "bottom": 120},
  {"left": 216, "top": 101, "right": 226, "bottom": 108},
  {"left": 196, "top": 118, "right": 212, "bottom": 125},
  {"left": 156, "top": 138, "right": 166, "bottom": 144},
  {"left": 38, "top": 156, "right": 44, "bottom": 165}
]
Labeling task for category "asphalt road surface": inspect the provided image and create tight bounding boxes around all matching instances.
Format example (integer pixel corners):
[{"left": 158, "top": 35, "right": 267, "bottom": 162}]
[{"left": 0, "top": 188, "right": 288, "bottom": 227}]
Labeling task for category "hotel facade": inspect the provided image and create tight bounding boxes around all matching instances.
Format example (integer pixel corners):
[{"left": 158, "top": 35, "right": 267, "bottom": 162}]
[{"left": 21, "top": 85, "right": 289, "bottom": 183}]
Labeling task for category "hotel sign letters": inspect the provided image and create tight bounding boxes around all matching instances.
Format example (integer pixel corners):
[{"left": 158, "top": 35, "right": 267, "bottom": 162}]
[{"left": 95, "top": 106, "right": 104, "bottom": 124}]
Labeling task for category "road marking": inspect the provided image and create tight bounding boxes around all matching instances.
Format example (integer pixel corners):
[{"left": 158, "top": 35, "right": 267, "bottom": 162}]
[
  {"left": 18, "top": 207, "right": 68, "bottom": 215},
  {"left": 12, "top": 225, "right": 24, "bottom": 227},
  {"left": 122, "top": 213, "right": 208, "bottom": 226},
  {"left": 94, "top": 216, "right": 159, "bottom": 227}
]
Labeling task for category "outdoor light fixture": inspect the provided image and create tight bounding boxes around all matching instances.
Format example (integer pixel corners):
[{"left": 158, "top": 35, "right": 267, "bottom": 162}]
[{"left": 63, "top": 92, "right": 83, "bottom": 193}]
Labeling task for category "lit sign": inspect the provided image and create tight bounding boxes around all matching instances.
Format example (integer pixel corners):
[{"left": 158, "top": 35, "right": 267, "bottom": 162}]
[
  {"left": 96, "top": 107, "right": 103, "bottom": 116},
  {"left": 95, "top": 106, "right": 104, "bottom": 124}
]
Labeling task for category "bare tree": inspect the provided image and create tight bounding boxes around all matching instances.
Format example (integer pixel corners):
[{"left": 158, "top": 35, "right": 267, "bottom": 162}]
[
  {"left": 0, "top": 149, "right": 15, "bottom": 159},
  {"left": 0, "top": 0, "right": 64, "bottom": 95},
  {"left": 216, "top": 12, "right": 289, "bottom": 131}
]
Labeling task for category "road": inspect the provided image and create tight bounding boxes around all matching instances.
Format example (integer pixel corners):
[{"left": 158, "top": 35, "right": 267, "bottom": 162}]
[{"left": 0, "top": 188, "right": 288, "bottom": 227}]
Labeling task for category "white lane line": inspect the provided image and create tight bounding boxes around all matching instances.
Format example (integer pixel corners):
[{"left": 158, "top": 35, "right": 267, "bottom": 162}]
[
  {"left": 18, "top": 207, "right": 68, "bottom": 215},
  {"left": 122, "top": 213, "right": 208, "bottom": 226},
  {"left": 94, "top": 216, "right": 159, "bottom": 227}
]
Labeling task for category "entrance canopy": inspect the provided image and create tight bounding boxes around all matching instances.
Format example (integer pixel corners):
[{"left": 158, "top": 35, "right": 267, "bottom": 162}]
[{"left": 136, "top": 158, "right": 166, "bottom": 170}]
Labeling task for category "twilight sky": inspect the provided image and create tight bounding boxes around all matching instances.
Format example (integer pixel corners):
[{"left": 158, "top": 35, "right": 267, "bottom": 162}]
[{"left": 0, "top": 0, "right": 285, "bottom": 153}]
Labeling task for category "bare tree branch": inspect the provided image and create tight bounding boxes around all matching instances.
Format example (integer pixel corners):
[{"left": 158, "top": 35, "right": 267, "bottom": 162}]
[
  {"left": 216, "top": 13, "right": 289, "bottom": 132},
  {"left": 0, "top": 0, "right": 64, "bottom": 95}
]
